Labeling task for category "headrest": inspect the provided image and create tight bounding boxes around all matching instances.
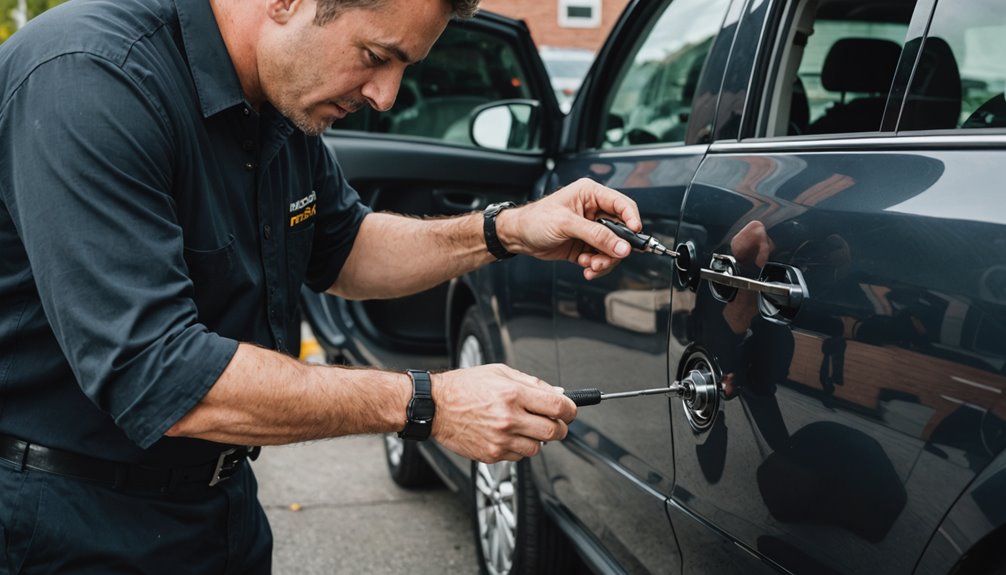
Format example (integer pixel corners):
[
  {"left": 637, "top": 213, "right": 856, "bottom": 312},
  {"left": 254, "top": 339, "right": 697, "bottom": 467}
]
[
  {"left": 821, "top": 38, "right": 902, "bottom": 93},
  {"left": 900, "top": 37, "right": 962, "bottom": 130}
]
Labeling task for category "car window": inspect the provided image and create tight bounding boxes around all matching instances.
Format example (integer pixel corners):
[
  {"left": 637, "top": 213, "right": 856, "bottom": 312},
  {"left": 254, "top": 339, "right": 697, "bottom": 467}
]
[
  {"left": 899, "top": 0, "right": 1006, "bottom": 131},
  {"left": 762, "top": 0, "right": 918, "bottom": 137},
  {"left": 598, "top": 0, "right": 732, "bottom": 149},
  {"left": 331, "top": 24, "right": 533, "bottom": 146}
]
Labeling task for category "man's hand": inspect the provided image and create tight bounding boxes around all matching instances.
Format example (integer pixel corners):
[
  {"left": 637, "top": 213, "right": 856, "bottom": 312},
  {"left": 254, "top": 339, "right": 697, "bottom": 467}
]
[
  {"left": 496, "top": 178, "right": 641, "bottom": 280},
  {"left": 430, "top": 364, "right": 577, "bottom": 463}
]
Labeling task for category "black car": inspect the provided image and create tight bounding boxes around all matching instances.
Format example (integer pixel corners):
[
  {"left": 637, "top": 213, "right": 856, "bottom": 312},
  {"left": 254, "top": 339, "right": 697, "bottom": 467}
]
[{"left": 302, "top": 0, "right": 1006, "bottom": 573}]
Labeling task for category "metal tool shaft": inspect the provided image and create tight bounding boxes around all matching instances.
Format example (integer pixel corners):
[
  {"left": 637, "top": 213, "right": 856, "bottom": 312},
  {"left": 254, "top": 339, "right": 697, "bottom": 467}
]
[
  {"left": 601, "top": 385, "right": 683, "bottom": 400},
  {"left": 565, "top": 384, "right": 687, "bottom": 406}
]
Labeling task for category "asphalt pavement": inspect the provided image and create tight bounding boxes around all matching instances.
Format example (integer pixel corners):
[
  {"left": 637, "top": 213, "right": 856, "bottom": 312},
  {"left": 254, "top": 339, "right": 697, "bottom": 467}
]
[{"left": 253, "top": 436, "right": 479, "bottom": 574}]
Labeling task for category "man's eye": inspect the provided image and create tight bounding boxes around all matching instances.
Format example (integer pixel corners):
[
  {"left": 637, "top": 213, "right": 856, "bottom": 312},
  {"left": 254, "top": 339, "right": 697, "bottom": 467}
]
[{"left": 366, "top": 50, "right": 387, "bottom": 66}]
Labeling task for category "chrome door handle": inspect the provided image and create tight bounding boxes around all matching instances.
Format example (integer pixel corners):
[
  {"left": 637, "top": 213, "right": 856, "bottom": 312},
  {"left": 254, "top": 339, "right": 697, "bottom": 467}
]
[
  {"left": 701, "top": 254, "right": 808, "bottom": 321},
  {"left": 699, "top": 268, "right": 797, "bottom": 299}
]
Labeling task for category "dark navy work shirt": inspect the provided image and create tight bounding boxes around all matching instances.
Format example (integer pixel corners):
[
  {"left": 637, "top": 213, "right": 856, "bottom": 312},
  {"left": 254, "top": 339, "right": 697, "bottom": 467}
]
[{"left": 0, "top": 0, "right": 370, "bottom": 463}]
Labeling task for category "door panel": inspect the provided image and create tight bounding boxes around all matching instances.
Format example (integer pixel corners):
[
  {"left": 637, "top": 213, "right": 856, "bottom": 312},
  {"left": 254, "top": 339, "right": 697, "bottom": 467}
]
[
  {"left": 326, "top": 136, "right": 550, "bottom": 359},
  {"left": 670, "top": 145, "right": 1006, "bottom": 574},
  {"left": 534, "top": 0, "right": 735, "bottom": 570},
  {"left": 550, "top": 152, "right": 692, "bottom": 575}
]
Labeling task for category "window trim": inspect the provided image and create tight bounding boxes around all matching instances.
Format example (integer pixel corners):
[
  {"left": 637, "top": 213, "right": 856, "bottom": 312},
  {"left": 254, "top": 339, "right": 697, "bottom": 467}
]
[
  {"left": 559, "top": 0, "right": 602, "bottom": 29},
  {"left": 713, "top": 131, "right": 1006, "bottom": 153}
]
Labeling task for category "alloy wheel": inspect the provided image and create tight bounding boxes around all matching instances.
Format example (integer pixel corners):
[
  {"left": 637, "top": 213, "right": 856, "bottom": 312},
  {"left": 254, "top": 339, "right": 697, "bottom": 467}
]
[
  {"left": 384, "top": 433, "right": 404, "bottom": 467},
  {"left": 458, "top": 333, "right": 484, "bottom": 368},
  {"left": 475, "top": 460, "right": 519, "bottom": 575}
]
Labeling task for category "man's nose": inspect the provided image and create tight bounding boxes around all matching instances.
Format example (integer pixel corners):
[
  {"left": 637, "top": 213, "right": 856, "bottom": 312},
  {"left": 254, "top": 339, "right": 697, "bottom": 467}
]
[{"left": 362, "top": 71, "right": 401, "bottom": 113}]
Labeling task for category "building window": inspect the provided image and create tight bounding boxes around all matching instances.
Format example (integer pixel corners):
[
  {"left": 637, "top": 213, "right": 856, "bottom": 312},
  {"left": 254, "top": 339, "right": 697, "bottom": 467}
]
[{"left": 559, "top": 0, "right": 601, "bottom": 28}]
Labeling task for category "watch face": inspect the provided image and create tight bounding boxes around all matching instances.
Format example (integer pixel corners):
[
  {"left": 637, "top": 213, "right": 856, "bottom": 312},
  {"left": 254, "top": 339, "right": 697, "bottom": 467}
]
[
  {"left": 485, "top": 201, "right": 514, "bottom": 216},
  {"left": 409, "top": 397, "right": 436, "bottom": 422}
]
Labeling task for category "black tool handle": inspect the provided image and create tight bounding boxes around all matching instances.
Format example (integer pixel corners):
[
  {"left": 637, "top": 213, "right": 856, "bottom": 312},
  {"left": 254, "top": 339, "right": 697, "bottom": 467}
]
[
  {"left": 564, "top": 388, "right": 603, "bottom": 406},
  {"left": 598, "top": 218, "right": 648, "bottom": 251}
]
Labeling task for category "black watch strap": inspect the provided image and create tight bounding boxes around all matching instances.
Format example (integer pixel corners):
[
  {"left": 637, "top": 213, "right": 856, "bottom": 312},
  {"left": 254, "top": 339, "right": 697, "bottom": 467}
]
[
  {"left": 483, "top": 201, "right": 516, "bottom": 261},
  {"left": 398, "top": 370, "right": 435, "bottom": 441}
]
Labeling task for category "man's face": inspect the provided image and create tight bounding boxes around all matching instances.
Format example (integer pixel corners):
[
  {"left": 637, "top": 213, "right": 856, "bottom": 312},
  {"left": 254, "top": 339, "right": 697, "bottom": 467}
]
[{"left": 258, "top": 0, "right": 452, "bottom": 135}]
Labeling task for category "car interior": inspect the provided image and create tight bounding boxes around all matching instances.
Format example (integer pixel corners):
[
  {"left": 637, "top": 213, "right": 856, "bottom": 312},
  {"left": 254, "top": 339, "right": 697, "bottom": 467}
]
[
  {"left": 764, "top": 0, "right": 920, "bottom": 137},
  {"left": 767, "top": 0, "right": 1006, "bottom": 137},
  {"left": 901, "top": 0, "right": 1006, "bottom": 132}
]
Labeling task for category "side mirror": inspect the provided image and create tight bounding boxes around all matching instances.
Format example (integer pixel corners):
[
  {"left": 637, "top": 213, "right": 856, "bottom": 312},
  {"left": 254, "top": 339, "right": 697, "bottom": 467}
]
[{"left": 470, "top": 100, "right": 541, "bottom": 152}]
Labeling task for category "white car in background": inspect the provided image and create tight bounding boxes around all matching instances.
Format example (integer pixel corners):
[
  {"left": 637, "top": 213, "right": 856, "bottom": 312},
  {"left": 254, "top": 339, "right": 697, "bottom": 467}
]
[{"left": 538, "top": 45, "right": 594, "bottom": 113}]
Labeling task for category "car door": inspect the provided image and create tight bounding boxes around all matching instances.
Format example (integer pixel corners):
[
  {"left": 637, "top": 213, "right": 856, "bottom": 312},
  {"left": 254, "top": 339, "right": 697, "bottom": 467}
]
[
  {"left": 300, "top": 12, "right": 560, "bottom": 371},
  {"left": 525, "top": 0, "right": 735, "bottom": 572},
  {"left": 668, "top": 0, "right": 1006, "bottom": 573}
]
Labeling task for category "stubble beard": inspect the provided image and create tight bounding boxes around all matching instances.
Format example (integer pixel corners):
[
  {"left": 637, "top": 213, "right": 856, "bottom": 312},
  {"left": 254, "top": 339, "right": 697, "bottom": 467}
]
[{"left": 280, "top": 97, "right": 367, "bottom": 136}]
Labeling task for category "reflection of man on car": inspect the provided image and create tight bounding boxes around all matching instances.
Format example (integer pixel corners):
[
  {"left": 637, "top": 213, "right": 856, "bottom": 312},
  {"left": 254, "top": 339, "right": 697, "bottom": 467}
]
[{"left": 692, "top": 219, "right": 908, "bottom": 542}]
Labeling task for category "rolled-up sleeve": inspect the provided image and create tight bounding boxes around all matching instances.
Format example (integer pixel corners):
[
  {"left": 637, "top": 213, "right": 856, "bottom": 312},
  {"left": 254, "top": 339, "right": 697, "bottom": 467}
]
[{"left": 0, "top": 53, "right": 237, "bottom": 448}]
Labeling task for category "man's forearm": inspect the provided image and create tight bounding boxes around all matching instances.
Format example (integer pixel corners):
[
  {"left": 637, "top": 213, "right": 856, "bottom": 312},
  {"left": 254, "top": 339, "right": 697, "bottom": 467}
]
[
  {"left": 331, "top": 211, "right": 496, "bottom": 300},
  {"left": 165, "top": 343, "right": 412, "bottom": 445}
]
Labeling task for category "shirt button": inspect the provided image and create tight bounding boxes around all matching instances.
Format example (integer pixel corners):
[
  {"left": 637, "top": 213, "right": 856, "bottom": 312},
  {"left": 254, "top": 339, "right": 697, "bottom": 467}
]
[
  {"left": 245, "top": 162, "right": 255, "bottom": 172},
  {"left": 263, "top": 224, "right": 272, "bottom": 239},
  {"left": 242, "top": 107, "right": 251, "bottom": 116}
]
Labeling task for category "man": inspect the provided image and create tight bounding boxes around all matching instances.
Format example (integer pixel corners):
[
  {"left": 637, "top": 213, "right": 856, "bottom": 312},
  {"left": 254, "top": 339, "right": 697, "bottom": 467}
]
[{"left": 0, "top": 0, "right": 641, "bottom": 572}]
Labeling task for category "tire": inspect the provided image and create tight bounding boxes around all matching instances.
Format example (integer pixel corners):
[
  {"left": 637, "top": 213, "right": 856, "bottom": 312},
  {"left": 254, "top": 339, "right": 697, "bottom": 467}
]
[
  {"left": 471, "top": 459, "right": 574, "bottom": 575},
  {"left": 383, "top": 433, "right": 438, "bottom": 488},
  {"left": 456, "top": 306, "right": 495, "bottom": 369},
  {"left": 457, "top": 306, "right": 575, "bottom": 575}
]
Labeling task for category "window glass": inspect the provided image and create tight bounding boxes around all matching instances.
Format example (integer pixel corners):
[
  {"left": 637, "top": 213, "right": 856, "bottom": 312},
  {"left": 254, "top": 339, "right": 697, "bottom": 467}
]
[
  {"left": 799, "top": 21, "right": 908, "bottom": 127},
  {"left": 900, "top": 0, "right": 1006, "bottom": 131},
  {"left": 330, "top": 25, "right": 532, "bottom": 146},
  {"left": 764, "top": 0, "right": 916, "bottom": 137},
  {"left": 599, "top": 0, "right": 731, "bottom": 149}
]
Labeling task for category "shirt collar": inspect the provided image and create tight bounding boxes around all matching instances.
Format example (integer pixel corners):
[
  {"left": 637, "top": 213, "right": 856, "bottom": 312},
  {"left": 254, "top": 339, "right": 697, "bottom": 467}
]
[{"left": 174, "top": 0, "right": 246, "bottom": 118}]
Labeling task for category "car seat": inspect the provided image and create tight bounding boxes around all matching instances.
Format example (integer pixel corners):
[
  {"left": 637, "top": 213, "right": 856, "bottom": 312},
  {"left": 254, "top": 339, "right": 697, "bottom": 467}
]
[
  {"left": 807, "top": 38, "right": 903, "bottom": 134},
  {"left": 963, "top": 93, "right": 1006, "bottom": 129},
  {"left": 789, "top": 75, "right": 810, "bottom": 135},
  {"left": 898, "top": 37, "right": 962, "bottom": 131}
]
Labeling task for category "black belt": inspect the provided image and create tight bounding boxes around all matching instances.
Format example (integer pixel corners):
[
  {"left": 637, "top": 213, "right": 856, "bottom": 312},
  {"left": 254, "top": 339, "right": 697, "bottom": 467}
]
[{"left": 0, "top": 434, "right": 260, "bottom": 493}]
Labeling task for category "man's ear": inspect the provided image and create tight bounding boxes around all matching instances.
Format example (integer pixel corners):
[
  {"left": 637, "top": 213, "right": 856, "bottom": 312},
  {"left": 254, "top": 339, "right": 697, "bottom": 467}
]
[{"left": 266, "top": 0, "right": 306, "bottom": 24}]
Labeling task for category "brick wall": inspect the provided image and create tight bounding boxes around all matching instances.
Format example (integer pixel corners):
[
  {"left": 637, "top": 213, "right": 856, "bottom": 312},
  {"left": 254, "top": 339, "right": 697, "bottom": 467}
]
[{"left": 477, "top": 0, "right": 631, "bottom": 53}]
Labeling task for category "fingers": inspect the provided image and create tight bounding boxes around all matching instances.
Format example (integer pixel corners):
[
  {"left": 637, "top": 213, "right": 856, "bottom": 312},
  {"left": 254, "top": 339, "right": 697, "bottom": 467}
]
[
  {"left": 478, "top": 419, "right": 569, "bottom": 464},
  {"left": 562, "top": 214, "right": 633, "bottom": 260},
  {"left": 431, "top": 365, "right": 577, "bottom": 464},
  {"left": 577, "top": 251, "right": 619, "bottom": 280},
  {"left": 564, "top": 178, "right": 642, "bottom": 259},
  {"left": 572, "top": 178, "right": 641, "bottom": 232}
]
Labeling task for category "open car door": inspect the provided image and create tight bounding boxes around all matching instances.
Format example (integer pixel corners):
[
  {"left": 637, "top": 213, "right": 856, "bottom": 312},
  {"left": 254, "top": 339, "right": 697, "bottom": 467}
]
[{"left": 300, "top": 12, "right": 559, "bottom": 372}]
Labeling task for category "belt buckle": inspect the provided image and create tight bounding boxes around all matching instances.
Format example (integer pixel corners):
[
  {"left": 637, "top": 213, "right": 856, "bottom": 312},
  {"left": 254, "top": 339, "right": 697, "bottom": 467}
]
[{"left": 208, "top": 448, "right": 243, "bottom": 487}]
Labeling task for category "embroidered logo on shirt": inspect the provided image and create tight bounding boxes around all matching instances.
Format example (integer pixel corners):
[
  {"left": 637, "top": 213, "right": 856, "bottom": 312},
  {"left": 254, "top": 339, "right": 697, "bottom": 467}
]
[{"left": 289, "top": 191, "right": 317, "bottom": 227}]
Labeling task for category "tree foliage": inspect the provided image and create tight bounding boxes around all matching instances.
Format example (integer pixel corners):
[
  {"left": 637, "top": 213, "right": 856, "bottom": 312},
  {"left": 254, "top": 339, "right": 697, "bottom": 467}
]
[{"left": 0, "top": 0, "right": 68, "bottom": 43}]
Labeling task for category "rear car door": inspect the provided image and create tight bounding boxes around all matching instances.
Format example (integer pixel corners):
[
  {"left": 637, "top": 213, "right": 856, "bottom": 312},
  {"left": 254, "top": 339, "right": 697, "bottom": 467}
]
[
  {"left": 301, "top": 13, "right": 559, "bottom": 371},
  {"left": 532, "top": 0, "right": 736, "bottom": 572},
  {"left": 668, "top": 0, "right": 1006, "bottom": 573}
]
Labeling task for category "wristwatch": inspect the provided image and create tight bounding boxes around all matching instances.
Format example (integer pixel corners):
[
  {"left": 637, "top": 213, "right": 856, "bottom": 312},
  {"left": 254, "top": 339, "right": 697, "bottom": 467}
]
[
  {"left": 483, "top": 201, "right": 517, "bottom": 261},
  {"left": 398, "top": 370, "right": 435, "bottom": 441}
]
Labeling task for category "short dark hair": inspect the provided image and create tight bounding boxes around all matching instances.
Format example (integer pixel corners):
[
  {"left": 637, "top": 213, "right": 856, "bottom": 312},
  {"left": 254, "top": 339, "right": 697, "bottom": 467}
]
[{"left": 314, "top": 0, "right": 480, "bottom": 25}]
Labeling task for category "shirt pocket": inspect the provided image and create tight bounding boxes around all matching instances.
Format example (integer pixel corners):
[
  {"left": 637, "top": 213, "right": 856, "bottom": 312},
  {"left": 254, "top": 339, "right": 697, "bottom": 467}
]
[{"left": 183, "top": 234, "right": 237, "bottom": 321}]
